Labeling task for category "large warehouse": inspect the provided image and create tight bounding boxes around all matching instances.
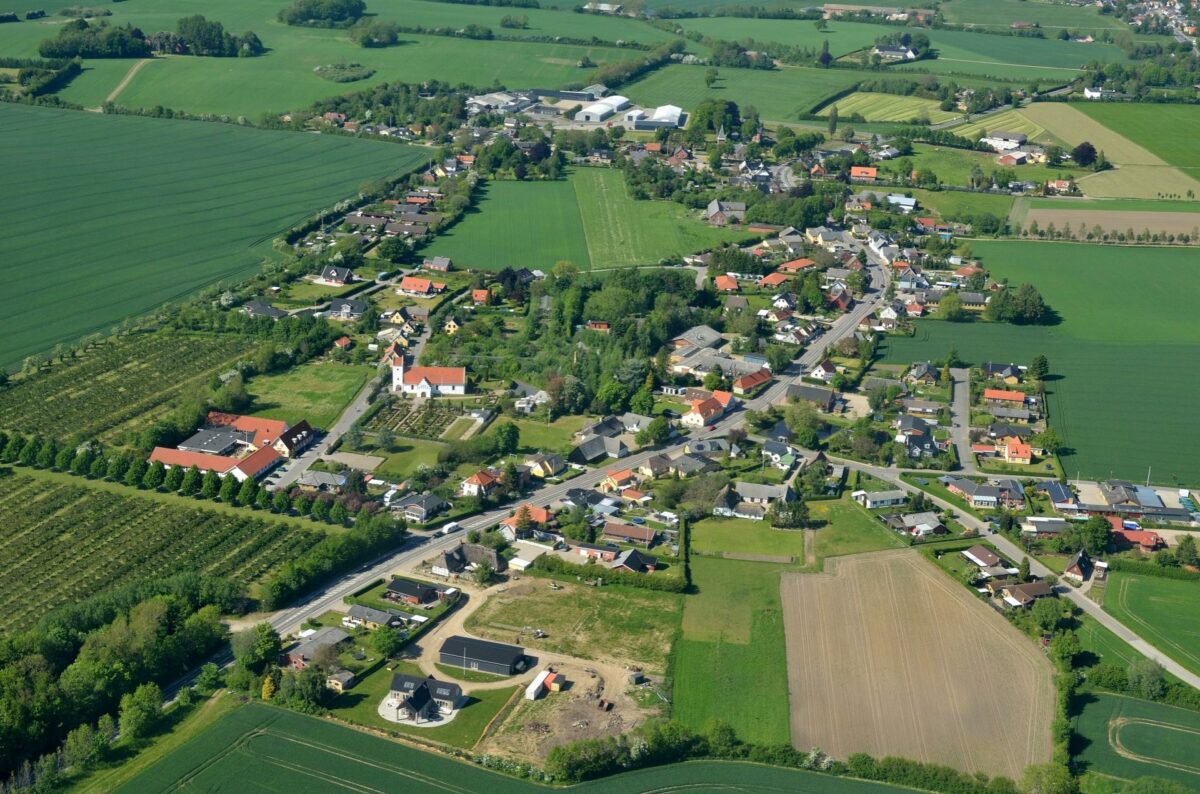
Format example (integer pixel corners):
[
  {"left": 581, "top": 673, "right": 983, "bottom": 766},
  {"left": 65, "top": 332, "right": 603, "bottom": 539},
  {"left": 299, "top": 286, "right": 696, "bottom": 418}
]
[
  {"left": 623, "top": 104, "right": 685, "bottom": 129},
  {"left": 439, "top": 635, "right": 527, "bottom": 676},
  {"left": 573, "top": 95, "right": 631, "bottom": 122}
]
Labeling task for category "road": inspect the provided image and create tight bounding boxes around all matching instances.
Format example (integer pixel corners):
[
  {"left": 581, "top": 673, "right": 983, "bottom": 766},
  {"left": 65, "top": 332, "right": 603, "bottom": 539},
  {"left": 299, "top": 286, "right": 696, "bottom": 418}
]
[{"left": 948, "top": 367, "right": 977, "bottom": 474}]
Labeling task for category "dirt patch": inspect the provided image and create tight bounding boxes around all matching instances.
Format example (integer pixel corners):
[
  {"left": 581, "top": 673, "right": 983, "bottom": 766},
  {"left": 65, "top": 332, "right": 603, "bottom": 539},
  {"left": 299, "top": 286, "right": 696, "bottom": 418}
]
[
  {"left": 475, "top": 660, "right": 655, "bottom": 763},
  {"left": 780, "top": 549, "right": 1055, "bottom": 779},
  {"left": 1023, "top": 208, "right": 1200, "bottom": 236},
  {"left": 723, "top": 552, "right": 794, "bottom": 563},
  {"left": 322, "top": 452, "right": 385, "bottom": 471}
]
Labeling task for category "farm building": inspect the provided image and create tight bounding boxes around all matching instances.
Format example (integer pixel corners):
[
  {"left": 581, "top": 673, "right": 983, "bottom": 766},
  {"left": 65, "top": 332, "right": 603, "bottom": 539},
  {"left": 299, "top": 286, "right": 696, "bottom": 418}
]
[
  {"left": 574, "top": 95, "right": 630, "bottom": 122},
  {"left": 439, "top": 636, "right": 526, "bottom": 675}
]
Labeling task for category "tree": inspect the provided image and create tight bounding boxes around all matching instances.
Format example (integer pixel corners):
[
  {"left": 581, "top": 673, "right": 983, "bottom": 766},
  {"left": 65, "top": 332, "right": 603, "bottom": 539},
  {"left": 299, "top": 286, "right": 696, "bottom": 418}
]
[
  {"left": 180, "top": 465, "right": 201, "bottom": 495},
  {"left": 768, "top": 498, "right": 809, "bottom": 529},
  {"left": 273, "top": 490, "right": 291, "bottom": 513},
  {"left": 936, "top": 291, "right": 966, "bottom": 321},
  {"left": 1127, "top": 658, "right": 1166, "bottom": 700},
  {"left": 118, "top": 682, "right": 163, "bottom": 742},
  {"left": 142, "top": 460, "right": 166, "bottom": 490},
  {"left": 231, "top": 623, "right": 282, "bottom": 673},
  {"left": 218, "top": 473, "right": 238, "bottom": 503},
  {"left": 635, "top": 416, "right": 672, "bottom": 446},
  {"left": 1077, "top": 514, "right": 1111, "bottom": 555},
  {"left": 62, "top": 724, "right": 102, "bottom": 772},
  {"left": 1029, "top": 354, "right": 1050, "bottom": 380},
  {"left": 1018, "top": 556, "right": 1031, "bottom": 582},
  {"left": 493, "top": 421, "right": 520, "bottom": 455},
  {"left": 196, "top": 662, "right": 224, "bottom": 693},
  {"left": 376, "top": 427, "right": 396, "bottom": 452},
  {"left": 473, "top": 561, "right": 496, "bottom": 586},
  {"left": 704, "top": 67, "right": 718, "bottom": 88},
  {"left": 827, "top": 104, "right": 838, "bottom": 135},
  {"left": 330, "top": 501, "right": 349, "bottom": 525},
  {"left": 256, "top": 486, "right": 273, "bottom": 510},
  {"left": 1021, "top": 763, "right": 1077, "bottom": 794},
  {"left": 311, "top": 497, "right": 331, "bottom": 522},
  {"left": 1175, "top": 533, "right": 1197, "bottom": 567},
  {"left": 1049, "top": 630, "right": 1081, "bottom": 668},
  {"left": 124, "top": 457, "right": 148, "bottom": 488},
  {"left": 1033, "top": 428, "right": 1064, "bottom": 454},
  {"left": 201, "top": 469, "right": 221, "bottom": 499},
  {"left": 1071, "top": 141, "right": 1097, "bottom": 167},
  {"left": 261, "top": 675, "right": 277, "bottom": 701},
  {"left": 1030, "top": 597, "right": 1062, "bottom": 632},
  {"left": 629, "top": 386, "right": 655, "bottom": 416},
  {"left": 237, "top": 477, "right": 258, "bottom": 506},
  {"left": 371, "top": 627, "right": 405, "bottom": 658},
  {"left": 163, "top": 464, "right": 184, "bottom": 492}
]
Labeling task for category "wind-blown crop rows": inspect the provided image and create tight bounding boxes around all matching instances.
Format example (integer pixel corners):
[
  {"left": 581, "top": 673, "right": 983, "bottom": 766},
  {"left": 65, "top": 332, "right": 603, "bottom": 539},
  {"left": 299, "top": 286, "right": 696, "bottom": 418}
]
[
  {"left": 0, "top": 474, "right": 322, "bottom": 631},
  {"left": 0, "top": 332, "right": 254, "bottom": 441}
]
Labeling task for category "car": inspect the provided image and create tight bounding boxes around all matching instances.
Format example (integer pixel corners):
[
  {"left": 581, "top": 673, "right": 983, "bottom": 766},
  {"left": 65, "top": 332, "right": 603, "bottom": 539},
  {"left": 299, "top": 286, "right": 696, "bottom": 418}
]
[{"left": 439, "top": 522, "right": 461, "bottom": 536}]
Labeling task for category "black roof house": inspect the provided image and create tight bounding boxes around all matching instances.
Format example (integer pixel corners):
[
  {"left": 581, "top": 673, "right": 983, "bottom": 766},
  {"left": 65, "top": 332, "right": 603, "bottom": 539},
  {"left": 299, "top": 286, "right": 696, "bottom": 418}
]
[{"left": 439, "top": 635, "right": 526, "bottom": 675}]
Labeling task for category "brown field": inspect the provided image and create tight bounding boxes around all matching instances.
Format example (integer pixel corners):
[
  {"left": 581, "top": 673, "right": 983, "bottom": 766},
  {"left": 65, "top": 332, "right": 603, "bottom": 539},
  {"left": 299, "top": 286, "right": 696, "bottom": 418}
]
[
  {"left": 1023, "top": 208, "right": 1200, "bottom": 236},
  {"left": 781, "top": 549, "right": 1055, "bottom": 779},
  {"left": 1022, "top": 104, "right": 1160, "bottom": 165}
]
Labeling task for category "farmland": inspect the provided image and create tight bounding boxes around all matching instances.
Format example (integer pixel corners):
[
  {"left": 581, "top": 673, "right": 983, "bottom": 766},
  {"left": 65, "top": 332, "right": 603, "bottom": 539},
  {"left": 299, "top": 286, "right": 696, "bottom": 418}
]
[
  {"left": 1016, "top": 205, "right": 1200, "bottom": 238},
  {"left": 113, "top": 701, "right": 920, "bottom": 794},
  {"left": 464, "top": 579, "right": 682, "bottom": 673},
  {"left": 881, "top": 241, "right": 1200, "bottom": 485},
  {"left": 908, "top": 188, "right": 1014, "bottom": 221},
  {"left": 900, "top": 143, "right": 1081, "bottom": 188},
  {"left": 1102, "top": 572, "right": 1200, "bottom": 677},
  {"left": 624, "top": 63, "right": 863, "bottom": 122},
  {"left": 819, "top": 92, "right": 959, "bottom": 124},
  {"left": 0, "top": 102, "right": 423, "bottom": 369},
  {"left": 781, "top": 549, "right": 1055, "bottom": 779},
  {"left": 677, "top": 17, "right": 893, "bottom": 56},
  {"left": 673, "top": 556, "right": 792, "bottom": 745},
  {"left": 425, "top": 169, "right": 746, "bottom": 270},
  {"left": 0, "top": 473, "right": 322, "bottom": 631},
  {"left": 1077, "top": 103, "right": 1200, "bottom": 169},
  {"left": 1072, "top": 693, "right": 1200, "bottom": 789},
  {"left": 939, "top": 0, "right": 1133, "bottom": 33},
  {"left": 0, "top": 332, "right": 254, "bottom": 441},
  {"left": 248, "top": 361, "right": 372, "bottom": 430},
  {"left": 950, "top": 108, "right": 1053, "bottom": 143}
]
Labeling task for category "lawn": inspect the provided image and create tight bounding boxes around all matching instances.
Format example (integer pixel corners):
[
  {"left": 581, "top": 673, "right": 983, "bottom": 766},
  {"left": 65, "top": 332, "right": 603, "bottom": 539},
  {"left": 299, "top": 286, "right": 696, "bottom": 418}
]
[
  {"left": 374, "top": 439, "right": 447, "bottom": 479},
  {"left": 881, "top": 241, "right": 1200, "bottom": 485},
  {"left": 908, "top": 188, "right": 1014, "bottom": 221},
  {"left": 1102, "top": 572, "right": 1200, "bottom": 677},
  {"left": 1077, "top": 103, "right": 1200, "bottom": 169},
  {"left": 690, "top": 515, "right": 806, "bottom": 559},
  {"left": 425, "top": 170, "right": 746, "bottom": 271},
  {"left": 819, "top": 92, "right": 960, "bottom": 124},
  {"left": 110, "top": 700, "right": 922, "bottom": 794},
  {"left": 0, "top": 102, "right": 423, "bottom": 369},
  {"left": 674, "top": 556, "right": 792, "bottom": 745},
  {"left": 899, "top": 143, "right": 1081, "bottom": 188},
  {"left": 513, "top": 415, "right": 588, "bottom": 453},
  {"left": 1072, "top": 692, "right": 1200, "bottom": 789},
  {"left": 464, "top": 579, "right": 682, "bottom": 673},
  {"left": 249, "top": 362, "right": 372, "bottom": 430},
  {"left": 810, "top": 498, "right": 907, "bottom": 559},
  {"left": 1075, "top": 613, "right": 1145, "bottom": 671},
  {"left": 624, "top": 63, "right": 864, "bottom": 122}
]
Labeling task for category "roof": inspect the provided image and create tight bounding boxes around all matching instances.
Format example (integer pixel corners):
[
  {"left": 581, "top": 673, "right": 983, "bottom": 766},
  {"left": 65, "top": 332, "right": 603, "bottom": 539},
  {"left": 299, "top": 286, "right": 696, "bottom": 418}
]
[
  {"left": 206, "top": 412, "right": 288, "bottom": 447},
  {"left": 387, "top": 577, "right": 441, "bottom": 599},
  {"left": 297, "top": 471, "right": 346, "bottom": 489},
  {"left": 714, "top": 275, "right": 739, "bottom": 291},
  {"left": 672, "top": 325, "right": 722, "bottom": 349},
  {"left": 232, "top": 445, "right": 282, "bottom": 479},
  {"left": 779, "top": 257, "right": 817, "bottom": 272},
  {"left": 439, "top": 635, "right": 524, "bottom": 666},
  {"left": 984, "top": 389, "right": 1025, "bottom": 403},
  {"left": 758, "top": 272, "right": 790, "bottom": 288},
  {"left": 601, "top": 521, "right": 656, "bottom": 543},
  {"left": 502, "top": 504, "right": 552, "bottom": 527},
  {"left": 290, "top": 627, "right": 349, "bottom": 661},
  {"left": 611, "top": 548, "right": 657, "bottom": 572},
  {"left": 687, "top": 396, "right": 724, "bottom": 422},
  {"left": 963, "top": 544, "right": 1002, "bottom": 568},
  {"left": 390, "top": 673, "right": 462, "bottom": 705},
  {"left": 399, "top": 276, "right": 438, "bottom": 293},
  {"left": 347, "top": 604, "right": 397, "bottom": 624},
  {"left": 850, "top": 166, "right": 877, "bottom": 178},
  {"left": 465, "top": 469, "right": 499, "bottom": 487},
  {"left": 733, "top": 368, "right": 772, "bottom": 391},
  {"left": 277, "top": 420, "right": 315, "bottom": 452},
  {"left": 148, "top": 447, "right": 237, "bottom": 473},
  {"left": 1035, "top": 481, "right": 1073, "bottom": 504},
  {"left": 403, "top": 366, "right": 466, "bottom": 387},
  {"left": 787, "top": 383, "right": 836, "bottom": 410}
]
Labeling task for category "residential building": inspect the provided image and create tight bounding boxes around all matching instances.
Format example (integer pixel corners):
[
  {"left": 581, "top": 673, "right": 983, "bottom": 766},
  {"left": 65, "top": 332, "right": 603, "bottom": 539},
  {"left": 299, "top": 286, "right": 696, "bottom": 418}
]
[
  {"left": 713, "top": 481, "right": 794, "bottom": 521},
  {"left": 394, "top": 493, "right": 450, "bottom": 524},
  {"left": 284, "top": 627, "right": 350, "bottom": 670},
  {"left": 383, "top": 674, "right": 464, "bottom": 723},
  {"left": 600, "top": 521, "right": 656, "bottom": 547},
  {"left": 853, "top": 489, "right": 908, "bottom": 509}
]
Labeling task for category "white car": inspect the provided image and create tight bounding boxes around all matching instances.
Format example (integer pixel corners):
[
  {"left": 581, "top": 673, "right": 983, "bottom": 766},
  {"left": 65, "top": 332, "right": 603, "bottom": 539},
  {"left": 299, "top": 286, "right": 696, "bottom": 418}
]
[{"left": 439, "top": 522, "right": 461, "bottom": 536}]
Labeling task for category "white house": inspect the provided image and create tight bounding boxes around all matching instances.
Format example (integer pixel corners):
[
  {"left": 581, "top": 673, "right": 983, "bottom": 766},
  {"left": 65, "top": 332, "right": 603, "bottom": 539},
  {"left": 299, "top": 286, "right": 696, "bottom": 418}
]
[
  {"left": 391, "top": 356, "right": 466, "bottom": 397},
  {"left": 852, "top": 489, "right": 908, "bottom": 509},
  {"left": 809, "top": 360, "right": 836, "bottom": 383}
]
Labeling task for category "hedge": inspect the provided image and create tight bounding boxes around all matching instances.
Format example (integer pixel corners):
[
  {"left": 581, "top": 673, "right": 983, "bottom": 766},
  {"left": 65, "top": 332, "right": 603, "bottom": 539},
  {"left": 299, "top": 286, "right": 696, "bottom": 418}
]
[{"left": 1105, "top": 557, "right": 1200, "bottom": 581}]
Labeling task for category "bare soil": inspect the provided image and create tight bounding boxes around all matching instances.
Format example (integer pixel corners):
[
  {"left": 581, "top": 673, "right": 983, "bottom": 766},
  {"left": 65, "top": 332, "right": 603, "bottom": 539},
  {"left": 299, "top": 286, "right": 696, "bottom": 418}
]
[{"left": 780, "top": 549, "right": 1055, "bottom": 779}]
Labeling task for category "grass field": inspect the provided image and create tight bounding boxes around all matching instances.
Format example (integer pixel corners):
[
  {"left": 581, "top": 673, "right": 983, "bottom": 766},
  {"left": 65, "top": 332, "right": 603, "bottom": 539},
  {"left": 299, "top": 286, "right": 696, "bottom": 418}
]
[
  {"left": 513, "top": 415, "right": 588, "bottom": 453},
  {"left": 691, "top": 516, "right": 806, "bottom": 559},
  {"left": 1076, "top": 613, "right": 1145, "bottom": 671},
  {"left": 464, "top": 579, "right": 682, "bottom": 673},
  {"left": 56, "top": 58, "right": 146, "bottom": 108},
  {"left": 375, "top": 439, "right": 446, "bottom": 479},
  {"left": 781, "top": 549, "right": 1055, "bottom": 778},
  {"left": 0, "top": 472, "right": 322, "bottom": 631},
  {"left": 810, "top": 499, "right": 907, "bottom": 559},
  {"left": 881, "top": 241, "right": 1200, "bottom": 485},
  {"left": 1102, "top": 572, "right": 1200, "bottom": 677},
  {"left": 425, "top": 170, "right": 746, "bottom": 270},
  {"left": 0, "top": 103, "right": 422, "bottom": 369},
  {"left": 624, "top": 63, "right": 863, "bottom": 122},
  {"left": 249, "top": 361, "right": 371, "bottom": 430},
  {"left": 674, "top": 556, "right": 792, "bottom": 745},
  {"left": 819, "top": 92, "right": 959, "bottom": 124},
  {"left": 899, "top": 143, "right": 1081, "bottom": 188},
  {"left": 677, "top": 17, "right": 893, "bottom": 56},
  {"left": 112, "top": 701, "right": 922, "bottom": 793},
  {"left": 1078, "top": 103, "right": 1200, "bottom": 170},
  {"left": 908, "top": 188, "right": 1014, "bottom": 220},
  {"left": 939, "top": 0, "right": 1133, "bottom": 33},
  {"left": 1072, "top": 693, "right": 1200, "bottom": 788}
]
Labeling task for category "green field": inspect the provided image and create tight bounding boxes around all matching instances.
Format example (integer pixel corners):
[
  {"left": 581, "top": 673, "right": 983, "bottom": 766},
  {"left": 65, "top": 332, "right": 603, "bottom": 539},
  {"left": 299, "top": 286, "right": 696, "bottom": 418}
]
[
  {"left": 892, "top": 29, "right": 1126, "bottom": 81},
  {"left": 375, "top": 439, "right": 446, "bottom": 479},
  {"left": 810, "top": 499, "right": 907, "bottom": 559},
  {"left": 939, "top": 0, "right": 1133, "bottom": 33},
  {"left": 625, "top": 63, "right": 863, "bottom": 122},
  {"left": 908, "top": 188, "right": 1014, "bottom": 220},
  {"left": 677, "top": 17, "right": 892, "bottom": 56},
  {"left": 249, "top": 362, "right": 372, "bottom": 430},
  {"left": 900, "top": 143, "right": 1081, "bottom": 188},
  {"left": 513, "top": 415, "right": 588, "bottom": 454},
  {"left": 881, "top": 241, "right": 1200, "bottom": 485},
  {"left": 673, "top": 556, "right": 791, "bottom": 745},
  {"left": 1072, "top": 693, "right": 1200, "bottom": 788},
  {"left": 1103, "top": 572, "right": 1200, "bottom": 677},
  {"left": 1078, "top": 103, "right": 1200, "bottom": 170},
  {"left": 113, "top": 701, "right": 921, "bottom": 793},
  {"left": 426, "top": 170, "right": 746, "bottom": 270},
  {"left": 0, "top": 103, "right": 422, "bottom": 369},
  {"left": 1028, "top": 197, "right": 1200, "bottom": 213},
  {"left": 820, "top": 92, "right": 959, "bottom": 124},
  {"left": 56, "top": 58, "right": 146, "bottom": 108},
  {"left": 691, "top": 516, "right": 807, "bottom": 558},
  {"left": 950, "top": 108, "right": 1054, "bottom": 143},
  {"left": 1076, "top": 613, "right": 1145, "bottom": 671}
]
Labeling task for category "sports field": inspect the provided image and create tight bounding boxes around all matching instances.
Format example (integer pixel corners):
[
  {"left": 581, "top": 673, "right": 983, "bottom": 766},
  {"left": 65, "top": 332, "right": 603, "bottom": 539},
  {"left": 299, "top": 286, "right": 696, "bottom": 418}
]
[
  {"left": 819, "top": 92, "right": 959, "bottom": 124},
  {"left": 624, "top": 63, "right": 863, "bottom": 121},
  {"left": 881, "top": 240, "right": 1200, "bottom": 485},
  {"left": 1072, "top": 693, "right": 1200, "bottom": 789},
  {"left": 0, "top": 102, "right": 422, "bottom": 369},
  {"left": 426, "top": 169, "right": 746, "bottom": 270},
  {"left": 1103, "top": 572, "right": 1200, "bottom": 677},
  {"left": 781, "top": 549, "right": 1055, "bottom": 779}
]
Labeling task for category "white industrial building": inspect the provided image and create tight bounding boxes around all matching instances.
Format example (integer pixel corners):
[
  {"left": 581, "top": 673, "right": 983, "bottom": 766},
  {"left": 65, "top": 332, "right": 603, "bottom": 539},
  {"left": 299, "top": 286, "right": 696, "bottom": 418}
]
[
  {"left": 574, "top": 95, "right": 630, "bottom": 122},
  {"left": 623, "top": 104, "right": 685, "bottom": 129}
]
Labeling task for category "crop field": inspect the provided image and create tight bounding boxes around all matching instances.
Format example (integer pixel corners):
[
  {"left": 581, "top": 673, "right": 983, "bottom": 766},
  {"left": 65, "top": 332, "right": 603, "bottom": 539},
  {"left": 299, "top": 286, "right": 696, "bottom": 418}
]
[
  {"left": 56, "top": 58, "right": 146, "bottom": 109},
  {"left": 677, "top": 18, "right": 892, "bottom": 56},
  {"left": 1018, "top": 206, "right": 1200, "bottom": 237},
  {"left": 880, "top": 240, "right": 1200, "bottom": 484},
  {"left": 819, "top": 92, "right": 959, "bottom": 124},
  {"left": 0, "top": 103, "right": 422, "bottom": 368},
  {"left": 926, "top": 28, "right": 1127, "bottom": 73},
  {"left": 1075, "top": 167, "right": 1200, "bottom": 200},
  {"left": 781, "top": 549, "right": 1055, "bottom": 778},
  {"left": 0, "top": 473, "right": 322, "bottom": 631},
  {"left": 1102, "top": 572, "right": 1200, "bottom": 677},
  {"left": 939, "top": 0, "right": 1133, "bottom": 33},
  {"left": 950, "top": 108, "right": 1053, "bottom": 143},
  {"left": 674, "top": 556, "right": 792, "bottom": 745},
  {"left": 1072, "top": 693, "right": 1200, "bottom": 788},
  {"left": 1078, "top": 103, "right": 1200, "bottom": 169},
  {"left": 248, "top": 361, "right": 372, "bottom": 430},
  {"left": 114, "top": 702, "right": 920, "bottom": 794},
  {"left": 426, "top": 170, "right": 745, "bottom": 270},
  {"left": 464, "top": 579, "right": 681, "bottom": 673},
  {"left": 0, "top": 332, "right": 254, "bottom": 441},
  {"left": 625, "top": 63, "right": 863, "bottom": 122}
]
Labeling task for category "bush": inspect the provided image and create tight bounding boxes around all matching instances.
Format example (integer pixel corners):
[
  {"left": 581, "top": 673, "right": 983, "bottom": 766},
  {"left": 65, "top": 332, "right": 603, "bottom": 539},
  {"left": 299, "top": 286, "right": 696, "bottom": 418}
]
[
  {"left": 314, "top": 62, "right": 377, "bottom": 82},
  {"left": 278, "top": 0, "right": 366, "bottom": 26}
]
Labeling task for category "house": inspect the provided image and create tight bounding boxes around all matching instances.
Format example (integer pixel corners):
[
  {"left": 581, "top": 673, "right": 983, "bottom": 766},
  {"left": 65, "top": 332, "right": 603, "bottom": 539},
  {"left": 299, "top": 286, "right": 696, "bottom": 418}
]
[
  {"left": 525, "top": 454, "right": 566, "bottom": 479},
  {"left": 962, "top": 544, "right": 1002, "bottom": 569},
  {"left": 638, "top": 453, "right": 673, "bottom": 479},
  {"left": 671, "top": 325, "right": 723, "bottom": 351},
  {"left": 757, "top": 272, "right": 791, "bottom": 289},
  {"left": 1046, "top": 179, "right": 1072, "bottom": 194},
  {"left": 853, "top": 489, "right": 908, "bottom": 509},
  {"left": 386, "top": 577, "right": 442, "bottom": 605},
  {"left": 891, "top": 511, "right": 946, "bottom": 537},
  {"left": 980, "top": 131, "right": 1027, "bottom": 152},
  {"left": 1001, "top": 581, "right": 1054, "bottom": 608},
  {"left": 318, "top": 265, "right": 353, "bottom": 286},
  {"left": 681, "top": 395, "right": 726, "bottom": 429},
  {"left": 601, "top": 521, "right": 656, "bottom": 547},
  {"left": 383, "top": 674, "right": 464, "bottom": 723},
  {"left": 894, "top": 415, "right": 942, "bottom": 459},
  {"left": 714, "top": 275, "right": 739, "bottom": 292},
  {"left": 809, "top": 360, "right": 837, "bottom": 383},
  {"left": 460, "top": 469, "right": 500, "bottom": 497},
  {"left": 394, "top": 492, "right": 450, "bottom": 523},
  {"left": 724, "top": 295, "right": 749, "bottom": 315},
  {"left": 397, "top": 276, "right": 447, "bottom": 297},
  {"left": 274, "top": 420, "right": 316, "bottom": 458},
  {"left": 984, "top": 388, "right": 1026, "bottom": 406},
  {"left": 906, "top": 362, "right": 937, "bottom": 384},
  {"left": 343, "top": 604, "right": 403, "bottom": 631},
  {"left": 284, "top": 627, "right": 350, "bottom": 670},
  {"left": 761, "top": 439, "right": 798, "bottom": 471},
  {"left": 1110, "top": 524, "right": 1165, "bottom": 552},
  {"left": 472, "top": 289, "right": 492, "bottom": 306},
  {"left": 333, "top": 336, "right": 352, "bottom": 352},
  {"left": 574, "top": 541, "right": 621, "bottom": 562},
  {"left": 326, "top": 669, "right": 356, "bottom": 693},
  {"left": 1035, "top": 481, "right": 1075, "bottom": 511},
  {"left": 570, "top": 434, "right": 628, "bottom": 464},
  {"left": 779, "top": 258, "right": 817, "bottom": 273},
  {"left": 705, "top": 200, "right": 746, "bottom": 226},
  {"left": 1021, "top": 516, "right": 1071, "bottom": 538},
  {"left": 442, "top": 315, "right": 462, "bottom": 335},
  {"left": 981, "top": 362, "right": 1022, "bottom": 384},
  {"left": 601, "top": 468, "right": 638, "bottom": 493},
  {"left": 326, "top": 298, "right": 367, "bottom": 321},
  {"left": 297, "top": 471, "right": 347, "bottom": 492},
  {"left": 850, "top": 166, "right": 878, "bottom": 182},
  {"left": 1001, "top": 438, "right": 1033, "bottom": 465},
  {"left": 585, "top": 320, "right": 610, "bottom": 333},
  {"left": 713, "top": 481, "right": 794, "bottom": 521},
  {"left": 670, "top": 452, "right": 718, "bottom": 477},
  {"left": 873, "top": 44, "right": 916, "bottom": 60},
  {"left": 243, "top": 299, "right": 287, "bottom": 320},
  {"left": 434, "top": 543, "right": 508, "bottom": 576},
  {"left": 500, "top": 504, "right": 553, "bottom": 539},
  {"left": 390, "top": 356, "right": 466, "bottom": 398},
  {"left": 685, "top": 438, "right": 741, "bottom": 459},
  {"left": 423, "top": 256, "right": 453, "bottom": 272},
  {"left": 439, "top": 636, "right": 526, "bottom": 675},
  {"left": 787, "top": 383, "right": 837, "bottom": 412},
  {"left": 1063, "top": 550, "right": 1093, "bottom": 584},
  {"left": 945, "top": 477, "right": 1001, "bottom": 509},
  {"left": 732, "top": 368, "right": 772, "bottom": 396},
  {"left": 611, "top": 548, "right": 658, "bottom": 573}
]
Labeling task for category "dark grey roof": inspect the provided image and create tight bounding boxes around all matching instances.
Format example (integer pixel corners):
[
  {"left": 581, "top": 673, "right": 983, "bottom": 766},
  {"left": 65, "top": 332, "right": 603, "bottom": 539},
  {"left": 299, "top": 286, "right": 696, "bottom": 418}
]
[
  {"left": 988, "top": 422, "right": 1031, "bottom": 439},
  {"left": 387, "top": 577, "right": 440, "bottom": 600},
  {"left": 396, "top": 492, "right": 450, "bottom": 514},
  {"left": 611, "top": 548, "right": 657, "bottom": 572},
  {"left": 328, "top": 298, "right": 367, "bottom": 315},
  {"left": 321, "top": 265, "right": 353, "bottom": 283},
  {"left": 347, "top": 604, "right": 398, "bottom": 625},
  {"left": 244, "top": 300, "right": 287, "bottom": 319},
  {"left": 391, "top": 673, "right": 462, "bottom": 704},
  {"left": 439, "top": 635, "right": 524, "bottom": 667},
  {"left": 277, "top": 420, "right": 315, "bottom": 451},
  {"left": 1035, "top": 481, "right": 1073, "bottom": 504},
  {"left": 178, "top": 427, "right": 248, "bottom": 455},
  {"left": 786, "top": 384, "right": 836, "bottom": 410}
]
